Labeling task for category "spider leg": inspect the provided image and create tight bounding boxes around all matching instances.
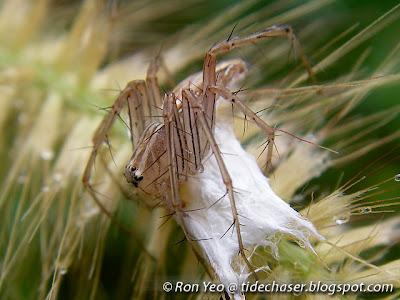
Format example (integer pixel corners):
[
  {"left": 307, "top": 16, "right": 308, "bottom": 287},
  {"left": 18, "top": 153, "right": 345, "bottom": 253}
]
[
  {"left": 200, "top": 25, "right": 317, "bottom": 175},
  {"left": 209, "top": 85, "right": 276, "bottom": 174},
  {"left": 146, "top": 56, "right": 163, "bottom": 119},
  {"left": 163, "top": 92, "right": 214, "bottom": 279},
  {"left": 83, "top": 84, "right": 134, "bottom": 193},
  {"left": 183, "top": 90, "right": 257, "bottom": 279},
  {"left": 201, "top": 25, "right": 317, "bottom": 134},
  {"left": 181, "top": 89, "right": 205, "bottom": 174},
  {"left": 204, "top": 25, "right": 316, "bottom": 87},
  {"left": 125, "top": 57, "right": 163, "bottom": 149},
  {"left": 209, "top": 85, "right": 337, "bottom": 174},
  {"left": 83, "top": 82, "right": 155, "bottom": 259},
  {"left": 125, "top": 80, "right": 155, "bottom": 148}
]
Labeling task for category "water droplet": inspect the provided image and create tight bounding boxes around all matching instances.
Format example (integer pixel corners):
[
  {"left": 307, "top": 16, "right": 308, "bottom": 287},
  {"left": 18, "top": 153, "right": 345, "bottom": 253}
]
[
  {"left": 358, "top": 207, "right": 372, "bottom": 214},
  {"left": 17, "top": 113, "right": 28, "bottom": 124},
  {"left": 40, "top": 150, "right": 54, "bottom": 161},
  {"left": 334, "top": 215, "right": 350, "bottom": 225},
  {"left": 293, "top": 261, "right": 302, "bottom": 270},
  {"left": 197, "top": 164, "right": 204, "bottom": 173},
  {"left": 293, "top": 194, "right": 305, "bottom": 202},
  {"left": 17, "top": 175, "right": 27, "bottom": 184},
  {"left": 59, "top": 266, "right": 68, "bottom": 275},
  {"left": 14, "top": 97, "right": 24, "bottom": 109},
  {"left": 53, "top": 173, "right": 63, "bottom": 182},
  {"left": 395, "top": 174, "right": 400, "bottom": 182}
]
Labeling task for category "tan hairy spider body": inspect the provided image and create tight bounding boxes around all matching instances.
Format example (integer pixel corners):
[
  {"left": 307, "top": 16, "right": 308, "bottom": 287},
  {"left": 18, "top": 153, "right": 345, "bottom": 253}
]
[
  {"left": 83, "top": 25, "right": 315, "bottom": 279},
  {"left": 125, "top": 60, "right": 247, "bottom": 207}
]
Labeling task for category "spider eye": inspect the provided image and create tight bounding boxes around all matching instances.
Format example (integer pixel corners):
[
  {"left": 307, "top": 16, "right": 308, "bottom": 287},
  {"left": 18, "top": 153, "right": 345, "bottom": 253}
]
[{"left": 131, "top": 166, "right": 136, "bottom": 172}]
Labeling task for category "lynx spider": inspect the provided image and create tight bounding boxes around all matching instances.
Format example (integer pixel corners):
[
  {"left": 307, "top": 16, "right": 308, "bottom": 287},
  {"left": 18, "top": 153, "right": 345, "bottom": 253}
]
[{"left": 82, "top": 25, "right": 316, "bottom": 279}]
